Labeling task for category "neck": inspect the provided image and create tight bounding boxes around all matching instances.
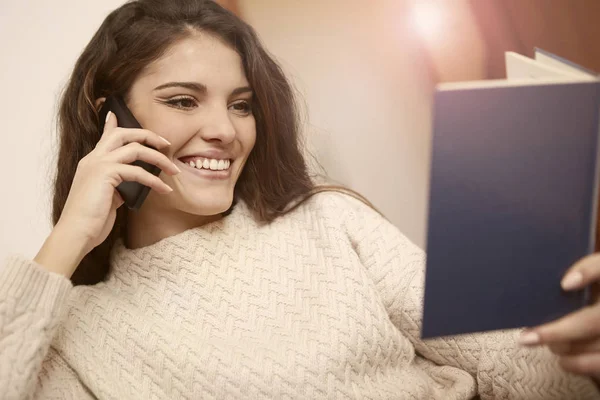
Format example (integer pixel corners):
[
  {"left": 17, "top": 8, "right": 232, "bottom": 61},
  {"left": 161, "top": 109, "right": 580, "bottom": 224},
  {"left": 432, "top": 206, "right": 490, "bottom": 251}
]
[{"left": 126, "top": 201, "right": 222, "bottom": 249}]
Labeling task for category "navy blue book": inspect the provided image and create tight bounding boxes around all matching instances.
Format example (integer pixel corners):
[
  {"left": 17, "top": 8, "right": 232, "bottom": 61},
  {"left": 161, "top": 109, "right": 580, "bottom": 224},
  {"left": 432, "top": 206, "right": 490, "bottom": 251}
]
[{"left": 421, "top": 49, "right": 600, "bottom": 339}]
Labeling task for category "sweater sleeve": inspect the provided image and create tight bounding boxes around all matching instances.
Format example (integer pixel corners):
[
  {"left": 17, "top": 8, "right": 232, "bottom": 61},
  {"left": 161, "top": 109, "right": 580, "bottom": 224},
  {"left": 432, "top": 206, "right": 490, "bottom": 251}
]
[
  {"left": 0, "top": 255, "right": 77, "bottom": 399},
  {"left": 332, "top": 193, "right": 600, "bottom": 400},
  {"left": 30, "top": 347, "right": 95, "bottom": 400}
]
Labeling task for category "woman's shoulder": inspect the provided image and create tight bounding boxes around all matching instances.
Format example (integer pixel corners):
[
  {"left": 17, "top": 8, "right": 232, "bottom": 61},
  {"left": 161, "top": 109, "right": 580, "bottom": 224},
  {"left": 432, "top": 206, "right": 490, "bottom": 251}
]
[
  {"left": 293, "top": 189, "right": 387, "bottom": 229},
  {"left": 292, "top": 189, "right": 422, "bottom": 255}
]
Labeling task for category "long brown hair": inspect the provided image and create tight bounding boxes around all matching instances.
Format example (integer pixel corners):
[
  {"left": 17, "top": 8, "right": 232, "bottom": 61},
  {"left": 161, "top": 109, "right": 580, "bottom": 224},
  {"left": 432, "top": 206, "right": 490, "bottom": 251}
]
[{"left": 53, "top": 0, "right": 372, "bottom": 285}]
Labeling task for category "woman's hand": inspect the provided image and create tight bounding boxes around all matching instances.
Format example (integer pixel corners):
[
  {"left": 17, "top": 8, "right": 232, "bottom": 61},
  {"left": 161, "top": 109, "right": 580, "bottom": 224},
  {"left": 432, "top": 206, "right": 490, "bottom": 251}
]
[
  {"left": 518, "top": 253, "right": 600, "bottom": 381},
  {"left": 35, "top": 111, "right": 180, "bottom": 277}
]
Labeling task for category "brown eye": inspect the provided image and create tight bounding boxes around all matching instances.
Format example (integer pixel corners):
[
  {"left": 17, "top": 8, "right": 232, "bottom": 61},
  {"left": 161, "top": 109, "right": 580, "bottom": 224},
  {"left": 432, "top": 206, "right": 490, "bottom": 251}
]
[
  {"left": 229, "top": 101, "right": 252, "bottom": 116},
  {"left": 165, "top": 96, "right": 197, "bottom": 110}
]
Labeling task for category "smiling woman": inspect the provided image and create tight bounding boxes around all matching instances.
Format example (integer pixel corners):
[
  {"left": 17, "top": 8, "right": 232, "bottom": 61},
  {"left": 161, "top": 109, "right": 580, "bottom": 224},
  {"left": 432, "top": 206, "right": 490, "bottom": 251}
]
[
  {"left": 51, "top": 0, "right": 317, "bottom": 284},
  {"left": 1, "top": 0, "right": 599, "bottom": 399}
]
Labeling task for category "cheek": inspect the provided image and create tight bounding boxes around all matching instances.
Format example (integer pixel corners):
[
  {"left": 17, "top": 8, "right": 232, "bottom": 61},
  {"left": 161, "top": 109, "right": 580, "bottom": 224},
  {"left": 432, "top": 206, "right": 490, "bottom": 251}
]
[
  {"left": 237, "top": 118, "right": 257, "bottom": 155},
  {"left": 161, "top": 124, "right": 188, "bottom": 144},
  {"left": 149, "top": 123, "right": 193, "bottom": 157}
]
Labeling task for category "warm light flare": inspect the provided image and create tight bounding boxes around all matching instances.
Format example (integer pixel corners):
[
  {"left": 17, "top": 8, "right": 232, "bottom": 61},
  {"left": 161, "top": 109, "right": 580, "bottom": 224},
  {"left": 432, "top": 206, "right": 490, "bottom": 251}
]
[{"left": 411, "top": 2, "right": 444, "bottom": 39}]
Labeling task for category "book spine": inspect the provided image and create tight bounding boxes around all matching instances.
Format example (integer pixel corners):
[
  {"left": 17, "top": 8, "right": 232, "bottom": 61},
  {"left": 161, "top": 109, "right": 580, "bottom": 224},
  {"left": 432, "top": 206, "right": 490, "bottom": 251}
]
[{"left": 584, "top": 82, "right": 600, "bottom": 306}]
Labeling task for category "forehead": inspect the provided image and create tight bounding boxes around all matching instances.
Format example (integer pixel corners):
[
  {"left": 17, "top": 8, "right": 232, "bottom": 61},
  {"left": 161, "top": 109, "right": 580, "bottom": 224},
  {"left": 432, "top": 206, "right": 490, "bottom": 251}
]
[{"left": 137, "top": 32, "right": 249, "bottom": 89}]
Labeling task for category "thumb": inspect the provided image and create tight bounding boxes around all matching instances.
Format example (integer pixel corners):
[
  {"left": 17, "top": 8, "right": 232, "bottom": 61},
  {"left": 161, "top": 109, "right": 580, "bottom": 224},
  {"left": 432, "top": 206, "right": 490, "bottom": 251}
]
[{"left": 112, "top": 191, "right": 125, "bottom": 209}]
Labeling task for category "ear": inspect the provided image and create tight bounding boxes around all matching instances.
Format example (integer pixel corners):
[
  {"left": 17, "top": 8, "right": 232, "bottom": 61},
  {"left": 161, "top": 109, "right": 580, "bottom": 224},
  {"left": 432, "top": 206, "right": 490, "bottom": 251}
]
[{"left": 95, "top": 97, "right": 107, "bottom": 112}]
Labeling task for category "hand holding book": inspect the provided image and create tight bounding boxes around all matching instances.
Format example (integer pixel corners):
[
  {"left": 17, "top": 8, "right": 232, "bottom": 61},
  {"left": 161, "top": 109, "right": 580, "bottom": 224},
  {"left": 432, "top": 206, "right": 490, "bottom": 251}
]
[{"left": 520, "top": 253, "right": 600, "bottom": 380}]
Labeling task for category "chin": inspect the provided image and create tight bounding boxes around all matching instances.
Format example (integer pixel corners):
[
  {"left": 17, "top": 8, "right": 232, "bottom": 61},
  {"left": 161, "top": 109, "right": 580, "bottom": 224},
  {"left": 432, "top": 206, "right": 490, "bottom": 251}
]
[{"left": 173, "top": 186, "right": 235, "bottom": 216}]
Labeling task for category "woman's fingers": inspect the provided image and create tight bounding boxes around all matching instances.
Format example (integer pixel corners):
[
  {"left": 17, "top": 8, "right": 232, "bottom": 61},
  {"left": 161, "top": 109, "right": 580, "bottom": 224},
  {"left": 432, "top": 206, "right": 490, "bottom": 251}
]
[
  {"left": 548, "top": 337, "right": 600, "bottom": 356},
  {"left": 97, "top": 112, "right": 171, "bottom": 154},
  {"left": 112, "top": 191, "right": 125, "bottom": 209},
  {"left": 111, "top": 164, "right": 173, "bottom": 194},
  {"left": 103, "top": 110, "right": 118, "bottom": 133},
  {"left": 519, "top": 305, "right": 600, "bottom": 345},
  {"left": 99, "top": 128, "right": 171, "bottom": 153},
  {"left": 107, "top": 142, "right": 181, "bottom": 176},
  {"left": 561, "top": 253, "right": 600, "bottom": 291},
  {"left": 558, "top": 352, "right": 600, "bottom": 376}
]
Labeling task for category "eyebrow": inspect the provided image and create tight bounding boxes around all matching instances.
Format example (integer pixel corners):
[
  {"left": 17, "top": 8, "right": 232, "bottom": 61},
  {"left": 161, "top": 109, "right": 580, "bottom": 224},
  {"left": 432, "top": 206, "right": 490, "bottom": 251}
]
[{"left": 153, "top": 81, "right": 253, "bottom": 96}]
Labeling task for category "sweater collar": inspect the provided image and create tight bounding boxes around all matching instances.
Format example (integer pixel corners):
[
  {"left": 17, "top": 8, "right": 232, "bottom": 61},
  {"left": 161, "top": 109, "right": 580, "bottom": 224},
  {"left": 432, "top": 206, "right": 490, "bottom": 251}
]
[{"left": 107, "top": 200, "right": 253, "bottom": 279}]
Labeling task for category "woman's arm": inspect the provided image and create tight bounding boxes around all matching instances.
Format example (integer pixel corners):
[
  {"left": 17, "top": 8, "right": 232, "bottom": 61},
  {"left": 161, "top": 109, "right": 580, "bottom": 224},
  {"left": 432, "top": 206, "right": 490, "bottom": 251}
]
[
  {"left": 395, "top": 260, "right": 598, "bottom": 399},
  {"left": 32, "top": 347, "right": 95, "bottom": 400},
  {"left": 0, "top": 255, "right": 73, "bottom": 398},
  {"left": 331, "top": 193, "right": 599, "bottom": 399}
]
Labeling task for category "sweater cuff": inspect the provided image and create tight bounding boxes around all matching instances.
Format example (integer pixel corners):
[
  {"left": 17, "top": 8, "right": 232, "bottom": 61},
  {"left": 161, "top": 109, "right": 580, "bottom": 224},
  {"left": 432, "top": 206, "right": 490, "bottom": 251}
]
[{"left": 0, "top": 255, "right": 73, "bottom": 316}]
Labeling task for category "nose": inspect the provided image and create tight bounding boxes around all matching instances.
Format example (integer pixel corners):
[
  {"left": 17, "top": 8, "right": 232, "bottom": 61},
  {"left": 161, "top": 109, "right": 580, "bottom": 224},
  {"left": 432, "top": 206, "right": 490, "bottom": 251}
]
[{"left": 198, "top": 106, "right": 236, "bottom": 144}]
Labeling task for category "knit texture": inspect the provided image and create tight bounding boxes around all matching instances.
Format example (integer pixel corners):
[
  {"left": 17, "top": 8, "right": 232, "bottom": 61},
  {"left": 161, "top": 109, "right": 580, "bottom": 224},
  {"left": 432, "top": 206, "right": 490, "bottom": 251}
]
[{"left": 1, "top": 192, "right": 598, "bottom": 399}]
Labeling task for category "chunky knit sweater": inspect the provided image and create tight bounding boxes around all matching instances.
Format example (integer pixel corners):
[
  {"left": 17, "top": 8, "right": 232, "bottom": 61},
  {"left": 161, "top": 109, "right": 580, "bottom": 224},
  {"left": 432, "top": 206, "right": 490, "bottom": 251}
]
[{"left": 1, "top": 192, "right": 598, "bottom": 399}]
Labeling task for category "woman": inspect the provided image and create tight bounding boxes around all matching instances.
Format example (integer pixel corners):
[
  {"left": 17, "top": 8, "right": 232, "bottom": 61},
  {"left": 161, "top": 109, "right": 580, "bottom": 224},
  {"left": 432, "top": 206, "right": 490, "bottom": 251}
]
[{"left": 2, "top": 0, "right": 600, "bottom": 398}]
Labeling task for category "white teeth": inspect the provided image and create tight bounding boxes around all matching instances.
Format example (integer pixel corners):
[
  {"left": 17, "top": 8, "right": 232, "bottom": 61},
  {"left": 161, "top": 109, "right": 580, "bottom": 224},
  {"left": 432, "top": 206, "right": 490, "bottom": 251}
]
[{"left": 185, "top": 158, "right": 231, "bottom": 171}]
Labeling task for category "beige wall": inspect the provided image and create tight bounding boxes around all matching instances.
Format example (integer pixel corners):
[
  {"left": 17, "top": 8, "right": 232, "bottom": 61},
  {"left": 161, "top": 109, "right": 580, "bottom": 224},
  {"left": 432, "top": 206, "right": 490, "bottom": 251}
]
[
  {"left": 0, "top": 0, "right": 128, "bottom": 261},
  {"left": 240, "top": 0, "right": 434, "bottom": 248}
]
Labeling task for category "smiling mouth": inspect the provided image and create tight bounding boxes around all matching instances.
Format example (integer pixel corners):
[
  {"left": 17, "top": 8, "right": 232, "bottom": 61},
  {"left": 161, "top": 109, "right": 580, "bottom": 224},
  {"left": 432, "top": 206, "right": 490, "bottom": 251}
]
[{"left": 178, "top": 156, "right": 232, "bottom": 171}]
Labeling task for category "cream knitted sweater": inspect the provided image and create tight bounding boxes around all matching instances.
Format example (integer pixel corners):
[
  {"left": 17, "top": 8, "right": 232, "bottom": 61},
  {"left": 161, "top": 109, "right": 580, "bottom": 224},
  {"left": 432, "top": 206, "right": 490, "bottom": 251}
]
[{"left": 1, "top": 192, "right": 598, "bottom": 399}]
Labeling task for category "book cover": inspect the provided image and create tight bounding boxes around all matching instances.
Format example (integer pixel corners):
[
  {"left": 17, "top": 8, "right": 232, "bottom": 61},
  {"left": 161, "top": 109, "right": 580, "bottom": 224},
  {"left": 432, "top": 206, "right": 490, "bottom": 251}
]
[{"left": 421, "top": 52, "right": 600, "bottom": 339}]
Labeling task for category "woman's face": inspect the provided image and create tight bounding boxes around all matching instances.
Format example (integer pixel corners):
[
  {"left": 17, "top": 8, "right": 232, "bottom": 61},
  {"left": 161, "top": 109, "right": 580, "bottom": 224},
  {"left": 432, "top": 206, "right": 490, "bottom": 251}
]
[{"left": 124, "top": 32, "right": 256, "bottom": 217}]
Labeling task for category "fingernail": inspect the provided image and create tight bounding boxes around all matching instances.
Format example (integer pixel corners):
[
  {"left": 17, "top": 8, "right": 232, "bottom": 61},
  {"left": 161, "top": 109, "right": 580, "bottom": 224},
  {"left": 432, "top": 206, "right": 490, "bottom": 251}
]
[
  {"left": 518, "top": 331, "right": 540, "bottom": 346},
  {"left": 561, "top": 272, "right": 583, "bottom": 290},
  {"left": 105, "top": 111, "right": 112, "bottom": 123},
  {"left": 173, "top": 164, "right": 181, "bottom": 174},
  {"left": 159, "top": 136, "right": 171, "bottom": 145},
  {"left": 165, "top": 185, "right": 173, "bottom": 192}
]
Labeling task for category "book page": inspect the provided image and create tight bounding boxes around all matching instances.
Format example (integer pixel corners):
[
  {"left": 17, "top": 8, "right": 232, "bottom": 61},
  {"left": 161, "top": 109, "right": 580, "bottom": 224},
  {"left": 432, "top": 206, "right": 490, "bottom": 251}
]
[
  {"left": 437, "top": 77, "right": 583, "bottom": 91},
  {"left": 505, "top": 52, "right": 583, "bottom": 80},
  {"left": 535, "top": 48, "right": 597, "bottom": 79},
  {"left": 436, "top": 52, "right": 593, "bottom": 91}
]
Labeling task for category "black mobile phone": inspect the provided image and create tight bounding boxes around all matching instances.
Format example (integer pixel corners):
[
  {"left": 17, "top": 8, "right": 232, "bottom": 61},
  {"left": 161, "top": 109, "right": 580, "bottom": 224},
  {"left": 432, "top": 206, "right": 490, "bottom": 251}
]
[{"left": 97, "top": 95, "right": 162, "bottom": 211}]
